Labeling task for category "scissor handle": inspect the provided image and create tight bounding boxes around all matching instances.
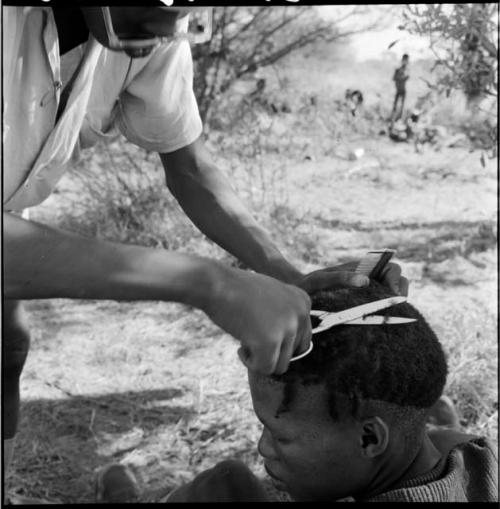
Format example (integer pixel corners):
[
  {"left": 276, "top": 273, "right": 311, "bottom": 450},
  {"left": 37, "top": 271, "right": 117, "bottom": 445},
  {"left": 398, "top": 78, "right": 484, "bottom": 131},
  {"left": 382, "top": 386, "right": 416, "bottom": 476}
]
[
  {"left": 290, "top": 342, "right": 313, "bottom": 362},
  {"left": 290, "top": 308, "right": 326, "bottom": 362}
]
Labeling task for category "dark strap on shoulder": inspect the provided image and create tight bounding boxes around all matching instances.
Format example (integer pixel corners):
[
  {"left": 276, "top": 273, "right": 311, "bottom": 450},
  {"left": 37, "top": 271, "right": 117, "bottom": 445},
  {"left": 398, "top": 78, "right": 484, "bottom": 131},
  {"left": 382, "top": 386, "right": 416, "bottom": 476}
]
[{"left": 52, "top": 7, "right": 89, "bottom": 55}]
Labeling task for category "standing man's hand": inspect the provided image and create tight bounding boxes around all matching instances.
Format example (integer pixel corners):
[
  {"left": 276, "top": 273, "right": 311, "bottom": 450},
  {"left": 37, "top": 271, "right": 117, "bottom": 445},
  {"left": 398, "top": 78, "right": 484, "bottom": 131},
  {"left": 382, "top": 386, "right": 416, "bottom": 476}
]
[
  {"left": 378, "top": 261, "right": 409, "bottom": 296},
  {"left": 202, "top": 266, "right": 312, "bottom": 375},
  {"left": 295, "top": 266, "right": 369, "bottom": 294},
  {"left": 293, "top": 261, "right": 409, "bottom": 296}
]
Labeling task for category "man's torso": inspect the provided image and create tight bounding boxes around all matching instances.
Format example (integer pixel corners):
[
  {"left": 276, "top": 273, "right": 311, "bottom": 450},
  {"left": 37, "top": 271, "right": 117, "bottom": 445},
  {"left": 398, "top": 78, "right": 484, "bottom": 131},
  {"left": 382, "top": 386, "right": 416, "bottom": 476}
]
[{"left": 3, "top": 6, "right": 202, "bottom": 212}]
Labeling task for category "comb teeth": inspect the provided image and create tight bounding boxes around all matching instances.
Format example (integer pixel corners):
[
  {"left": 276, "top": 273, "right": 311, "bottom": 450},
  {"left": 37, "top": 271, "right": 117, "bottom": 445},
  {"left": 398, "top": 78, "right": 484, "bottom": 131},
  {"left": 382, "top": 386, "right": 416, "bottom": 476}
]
[
  {"left": 355, "top": 249, "right": 396, "bottom": 278},
  {"left": 355, "top": 253, "right": 381, "bottom": 275}
]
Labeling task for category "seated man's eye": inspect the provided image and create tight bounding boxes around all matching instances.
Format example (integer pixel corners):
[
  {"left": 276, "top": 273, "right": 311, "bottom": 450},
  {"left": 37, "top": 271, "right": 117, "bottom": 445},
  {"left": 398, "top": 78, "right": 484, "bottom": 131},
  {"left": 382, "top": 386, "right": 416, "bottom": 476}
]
[{"left": 273, "top": 435, "right": 291, "bottom": 445}]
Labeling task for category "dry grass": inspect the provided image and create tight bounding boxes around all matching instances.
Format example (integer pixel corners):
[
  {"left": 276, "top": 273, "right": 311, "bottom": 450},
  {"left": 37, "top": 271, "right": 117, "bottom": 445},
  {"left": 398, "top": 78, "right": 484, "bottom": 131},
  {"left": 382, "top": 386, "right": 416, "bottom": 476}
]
[{"left": 5, "top": 49, "right": 497, "bottom": 503}]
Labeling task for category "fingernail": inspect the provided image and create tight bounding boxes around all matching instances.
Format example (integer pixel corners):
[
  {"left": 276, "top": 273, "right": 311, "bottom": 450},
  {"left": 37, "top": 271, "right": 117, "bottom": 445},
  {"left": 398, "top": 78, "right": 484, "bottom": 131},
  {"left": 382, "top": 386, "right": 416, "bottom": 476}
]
[{"left": 353, "top": 275, "right": 369, "bottom": 287}]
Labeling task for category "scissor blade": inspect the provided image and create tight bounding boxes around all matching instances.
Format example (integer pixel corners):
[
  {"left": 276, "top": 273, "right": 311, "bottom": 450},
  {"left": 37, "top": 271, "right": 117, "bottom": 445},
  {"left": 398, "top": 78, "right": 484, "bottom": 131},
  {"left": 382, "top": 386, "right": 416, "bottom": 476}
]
[
  {"left": 311, "top": 296, "right": 407, "bottom": 333},
  {"left": 344, "top": 316, "right": 417, "bottom": 325}
]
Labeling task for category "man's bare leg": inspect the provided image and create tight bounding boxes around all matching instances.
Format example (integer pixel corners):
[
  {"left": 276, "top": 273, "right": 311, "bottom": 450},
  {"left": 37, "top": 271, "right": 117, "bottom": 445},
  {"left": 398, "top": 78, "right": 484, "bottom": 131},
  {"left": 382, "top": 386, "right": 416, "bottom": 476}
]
[
  {"left": 4, "top": 438, "right": 15, "bottom": 472},
  {"left": 3, "top": 300, "right": 31, "bottom": 471}
]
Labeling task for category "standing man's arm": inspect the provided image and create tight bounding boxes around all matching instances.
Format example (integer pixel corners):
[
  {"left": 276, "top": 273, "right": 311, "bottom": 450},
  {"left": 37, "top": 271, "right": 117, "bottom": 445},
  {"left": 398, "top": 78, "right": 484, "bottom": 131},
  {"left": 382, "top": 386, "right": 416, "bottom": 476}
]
[
  {"left": 160, "top": 138, "right": 370, "bottom": 293},
  {"left": 160, "top": 138, "right": 301, "bottom": 283},
  {"left": 4, "top": 211, "right": 219, "bottom": 303},
  {"left": 4, "top": 211, "right": 313, "bottom": 374}
]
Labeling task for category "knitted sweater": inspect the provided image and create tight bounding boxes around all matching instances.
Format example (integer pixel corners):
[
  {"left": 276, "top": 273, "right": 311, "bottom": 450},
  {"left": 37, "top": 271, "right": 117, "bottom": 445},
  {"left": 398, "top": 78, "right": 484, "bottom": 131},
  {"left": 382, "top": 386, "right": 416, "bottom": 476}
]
[{"left": 162, "top": 434, "right": 498, "bottom": 503}]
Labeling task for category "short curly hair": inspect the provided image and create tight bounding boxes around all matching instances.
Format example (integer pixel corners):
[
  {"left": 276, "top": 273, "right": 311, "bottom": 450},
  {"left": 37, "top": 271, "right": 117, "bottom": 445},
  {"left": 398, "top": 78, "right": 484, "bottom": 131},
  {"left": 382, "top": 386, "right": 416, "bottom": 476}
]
[{"left": 273, "top": 282, "right": 448, "bottom": 422}]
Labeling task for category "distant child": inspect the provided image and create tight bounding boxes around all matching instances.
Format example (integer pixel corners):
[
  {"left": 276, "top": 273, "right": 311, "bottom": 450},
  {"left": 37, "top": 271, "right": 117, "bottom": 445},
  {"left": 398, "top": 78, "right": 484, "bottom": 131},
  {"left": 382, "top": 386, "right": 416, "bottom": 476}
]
[
  {"left": 98, "top": 283, "right": 498, "bottom": 502},
  {"left": 391, "top": 53, "right": 410, "bottom": 123}
]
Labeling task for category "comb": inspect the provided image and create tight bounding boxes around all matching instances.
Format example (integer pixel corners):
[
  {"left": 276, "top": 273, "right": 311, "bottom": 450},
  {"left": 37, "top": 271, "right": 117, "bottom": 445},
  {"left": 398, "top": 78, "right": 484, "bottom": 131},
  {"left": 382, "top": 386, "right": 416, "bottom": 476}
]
[{"left": 355, "top": 249, "right": 396, "bottom": 280}]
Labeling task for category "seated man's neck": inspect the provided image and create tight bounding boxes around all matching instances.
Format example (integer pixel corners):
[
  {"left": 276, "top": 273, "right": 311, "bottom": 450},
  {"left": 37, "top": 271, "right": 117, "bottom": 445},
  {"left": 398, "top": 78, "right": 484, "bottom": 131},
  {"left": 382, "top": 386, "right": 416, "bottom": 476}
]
[
  {"left": 397, "top": 433, "right": 442, "bottom": 483},
  {"left": 359, "top": 434, "right": 442, "bottom": 500}
]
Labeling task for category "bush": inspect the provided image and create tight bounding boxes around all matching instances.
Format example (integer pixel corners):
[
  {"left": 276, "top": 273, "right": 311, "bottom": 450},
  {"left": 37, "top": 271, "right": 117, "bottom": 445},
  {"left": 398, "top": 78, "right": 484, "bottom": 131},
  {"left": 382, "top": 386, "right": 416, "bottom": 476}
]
[{"left": 54, "top": 139, "right": 205, "bottom": 252}]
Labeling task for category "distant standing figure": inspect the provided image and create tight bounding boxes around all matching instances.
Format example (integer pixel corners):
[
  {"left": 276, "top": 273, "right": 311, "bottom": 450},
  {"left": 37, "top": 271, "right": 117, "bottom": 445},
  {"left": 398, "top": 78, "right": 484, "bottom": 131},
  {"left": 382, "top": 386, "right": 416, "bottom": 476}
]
[
  {"left": 344, "top": 89, "right": 364, "bottom": 117},
  {"left": 391, "top": 54, "right": 409, "bottom": 123}
]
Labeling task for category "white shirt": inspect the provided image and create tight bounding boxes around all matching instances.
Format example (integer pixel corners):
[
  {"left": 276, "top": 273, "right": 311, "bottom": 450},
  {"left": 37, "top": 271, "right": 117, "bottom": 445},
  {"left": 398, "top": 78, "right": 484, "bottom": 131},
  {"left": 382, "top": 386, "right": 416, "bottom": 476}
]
[{"left": 3, "top": 7, "right": 203, "bottom": 211}]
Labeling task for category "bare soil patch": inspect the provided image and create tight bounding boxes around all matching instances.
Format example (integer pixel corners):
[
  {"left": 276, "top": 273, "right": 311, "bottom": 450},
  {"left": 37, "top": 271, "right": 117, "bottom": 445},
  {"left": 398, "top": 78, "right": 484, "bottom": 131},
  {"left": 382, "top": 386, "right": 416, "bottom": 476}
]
[{"left": 6, "top": 136, "right": 497, "bottom": 503}]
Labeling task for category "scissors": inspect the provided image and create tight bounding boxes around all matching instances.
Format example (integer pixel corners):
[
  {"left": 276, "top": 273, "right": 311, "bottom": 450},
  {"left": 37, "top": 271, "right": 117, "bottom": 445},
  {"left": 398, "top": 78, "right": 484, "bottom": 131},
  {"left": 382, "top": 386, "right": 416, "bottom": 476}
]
[{"left": 290, "top": 296, "right": 416, "bottom": 362}]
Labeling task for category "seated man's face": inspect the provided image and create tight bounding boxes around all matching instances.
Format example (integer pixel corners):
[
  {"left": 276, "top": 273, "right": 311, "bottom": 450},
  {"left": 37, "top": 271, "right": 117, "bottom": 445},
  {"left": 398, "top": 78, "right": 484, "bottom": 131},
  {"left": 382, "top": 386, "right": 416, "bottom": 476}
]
[{"left": 248, "top": 372, "right": 370, "bottom": 501}]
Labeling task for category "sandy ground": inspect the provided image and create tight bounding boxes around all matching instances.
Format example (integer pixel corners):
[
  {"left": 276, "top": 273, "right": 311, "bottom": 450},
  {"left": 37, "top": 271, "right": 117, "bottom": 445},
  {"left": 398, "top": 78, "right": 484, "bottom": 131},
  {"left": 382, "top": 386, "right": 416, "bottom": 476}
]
[{"left": 6, "top": 135, "right": 498, "bottom": 503}]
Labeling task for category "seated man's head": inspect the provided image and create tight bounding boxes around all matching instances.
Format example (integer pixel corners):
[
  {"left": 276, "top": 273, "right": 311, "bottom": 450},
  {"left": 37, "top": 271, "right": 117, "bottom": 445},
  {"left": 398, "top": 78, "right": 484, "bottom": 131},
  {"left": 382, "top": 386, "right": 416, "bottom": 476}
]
[{"left": 248, "top": 282, "right": 447, "bottom": 501}]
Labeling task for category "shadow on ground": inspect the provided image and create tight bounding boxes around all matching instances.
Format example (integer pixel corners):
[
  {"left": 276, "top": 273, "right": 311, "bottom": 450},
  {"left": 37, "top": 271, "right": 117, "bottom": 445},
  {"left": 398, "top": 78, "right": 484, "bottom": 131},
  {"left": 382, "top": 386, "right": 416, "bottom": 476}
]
[{"left": 6, "top": 388, "right": 194, "bottom": 503}]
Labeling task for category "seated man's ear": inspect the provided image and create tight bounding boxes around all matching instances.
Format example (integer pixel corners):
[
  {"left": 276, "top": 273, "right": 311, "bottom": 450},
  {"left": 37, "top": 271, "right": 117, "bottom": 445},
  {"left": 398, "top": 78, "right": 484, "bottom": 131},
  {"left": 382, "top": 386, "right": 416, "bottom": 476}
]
[{"left": 359, "top": 416, "right": 389, "bottom": 458}]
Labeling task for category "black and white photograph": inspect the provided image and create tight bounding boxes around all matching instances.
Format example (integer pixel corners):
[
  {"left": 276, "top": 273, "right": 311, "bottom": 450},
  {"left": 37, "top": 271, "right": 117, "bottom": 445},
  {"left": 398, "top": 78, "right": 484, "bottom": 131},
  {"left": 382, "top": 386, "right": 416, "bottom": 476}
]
[{"left": 2, "top": 1, "right": 498, "bottom": 503}]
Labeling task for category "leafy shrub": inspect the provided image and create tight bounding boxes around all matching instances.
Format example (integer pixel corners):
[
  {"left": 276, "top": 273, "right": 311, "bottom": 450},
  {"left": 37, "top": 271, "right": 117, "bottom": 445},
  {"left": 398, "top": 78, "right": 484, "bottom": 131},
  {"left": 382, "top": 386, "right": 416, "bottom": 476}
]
[{"left": 54, "top": 139, "right": 204, "bottom": 252}]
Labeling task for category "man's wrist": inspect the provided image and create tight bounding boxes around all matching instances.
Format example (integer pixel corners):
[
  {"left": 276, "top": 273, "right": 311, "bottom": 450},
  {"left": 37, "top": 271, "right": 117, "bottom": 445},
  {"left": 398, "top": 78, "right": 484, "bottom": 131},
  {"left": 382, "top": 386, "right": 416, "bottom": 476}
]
[
  {"left": 173, "top": 257, "right": 220, "bottom": 311},
  {"left": 262, "top": 257, "right": 303, "bottom": 285}
]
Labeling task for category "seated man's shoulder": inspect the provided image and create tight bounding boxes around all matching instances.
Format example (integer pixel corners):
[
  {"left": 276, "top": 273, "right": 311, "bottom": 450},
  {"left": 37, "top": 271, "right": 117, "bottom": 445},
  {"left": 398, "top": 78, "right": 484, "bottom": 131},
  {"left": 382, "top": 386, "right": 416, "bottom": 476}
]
[
  {"left": 429, "top": 427, "right": 498, "bottom": 481},
  {"left": 424, "top": 429, "right": 497, "bottom": 502}
]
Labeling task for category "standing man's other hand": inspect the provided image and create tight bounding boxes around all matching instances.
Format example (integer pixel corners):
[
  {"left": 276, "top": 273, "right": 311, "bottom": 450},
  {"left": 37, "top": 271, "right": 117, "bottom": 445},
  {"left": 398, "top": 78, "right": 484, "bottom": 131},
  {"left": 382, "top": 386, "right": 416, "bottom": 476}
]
[
  {"left": 294, "top": 263, "right": 369, "bottom": 295},
  {"left": 378, "top": 261, "right": 409, "bottom": 296},
  {"left": 293, "top": 260, "right": 408, "bottom": 296}
]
